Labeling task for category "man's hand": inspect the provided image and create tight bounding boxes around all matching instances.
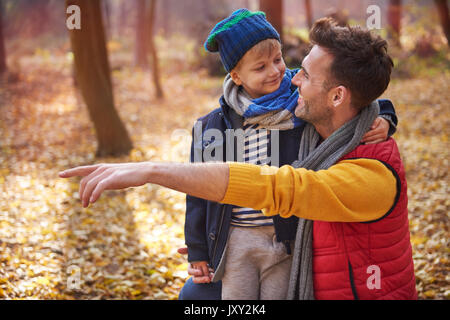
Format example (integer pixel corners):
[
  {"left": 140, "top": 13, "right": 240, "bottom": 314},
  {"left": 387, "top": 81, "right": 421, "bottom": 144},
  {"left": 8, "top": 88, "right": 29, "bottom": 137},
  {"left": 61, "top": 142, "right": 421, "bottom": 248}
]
[
  {"left": 59, "top": 162, "right": 152, "bottom": 208},
  {"left": 362, "top": 117, "right": 390, "bottom": 144},
  {"left": 60, "top": 162, "right": 229, "bottom": 207},
  {"left": 177, "top": 247, "right": 214, "bottom": 284}
]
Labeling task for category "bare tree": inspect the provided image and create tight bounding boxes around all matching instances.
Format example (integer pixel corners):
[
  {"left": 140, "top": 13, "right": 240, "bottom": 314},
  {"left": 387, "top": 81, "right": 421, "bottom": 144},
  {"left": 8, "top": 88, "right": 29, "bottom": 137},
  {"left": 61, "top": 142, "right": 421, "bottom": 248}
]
[
  {"left": 259, "top": 0, "right": 283, "bottom": 43},
  {"left": 0, "top": 0, "right": 6, "bottom": 75},
  {"left": 147, "top": 0, "right": 163, "bottom": 98},
  {"left": 434, "top": 0, "right": 450, "bottom": 46},
  {"left": 135, "top": 0, "right": 148, "bottom": 68},
  {"left": 387, "top": 0, "right": 402, "bottom": 47},
  {"left": 304, "top": 0, "right": 313, "bottom": 29},
  {"left": 66, "top": 0, "right": 133, "bottom": 157}
]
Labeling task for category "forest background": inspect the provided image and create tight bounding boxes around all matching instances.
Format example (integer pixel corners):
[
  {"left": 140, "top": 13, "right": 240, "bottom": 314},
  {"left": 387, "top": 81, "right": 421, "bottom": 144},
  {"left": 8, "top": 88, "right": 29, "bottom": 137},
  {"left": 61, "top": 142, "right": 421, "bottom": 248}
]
[{"left": 0, "top": 0, "right": 448, "bottom": 300}]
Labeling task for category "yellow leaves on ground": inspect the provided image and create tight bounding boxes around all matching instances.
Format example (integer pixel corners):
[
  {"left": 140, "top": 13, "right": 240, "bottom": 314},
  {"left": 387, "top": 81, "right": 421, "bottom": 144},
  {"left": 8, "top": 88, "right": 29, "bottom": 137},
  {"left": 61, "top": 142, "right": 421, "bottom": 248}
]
[
  {"left": 381, "top": 72, "right": 450, "bottom": 300},
  {"left": 0, "top": 51, "right": 219, "bottom": 300}
]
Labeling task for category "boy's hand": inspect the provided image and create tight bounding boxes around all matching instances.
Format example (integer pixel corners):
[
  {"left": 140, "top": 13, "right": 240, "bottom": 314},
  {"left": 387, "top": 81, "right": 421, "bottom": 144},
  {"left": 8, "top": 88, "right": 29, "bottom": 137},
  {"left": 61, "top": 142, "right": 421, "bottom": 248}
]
[
  {"left": 177, "top": 248, "right": 214, "bottom": 284},
  {"left": 362, "top": 117, "right": 390, "bottom": 144},
  {"left": 189, "top": 261, "right": 213, "bottom": 284}
]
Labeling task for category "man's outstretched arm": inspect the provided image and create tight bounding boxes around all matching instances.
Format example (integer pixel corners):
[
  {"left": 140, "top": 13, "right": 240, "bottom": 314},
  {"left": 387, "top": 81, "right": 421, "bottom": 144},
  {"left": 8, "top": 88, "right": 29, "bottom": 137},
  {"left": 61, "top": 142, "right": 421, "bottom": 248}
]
[
  {"left": 59, "top": 162, "right": 229, "bottom": 208},
  {"left": 59, "top": 158, "right": 396, "bottom": 223}
]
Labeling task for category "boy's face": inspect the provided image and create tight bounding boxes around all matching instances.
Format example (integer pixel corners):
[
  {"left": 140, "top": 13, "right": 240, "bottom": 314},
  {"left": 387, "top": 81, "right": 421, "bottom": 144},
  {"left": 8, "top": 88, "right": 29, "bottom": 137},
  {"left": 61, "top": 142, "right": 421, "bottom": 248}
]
[{"left": 230, "top": 42, "right": 286, "bottom": 99}]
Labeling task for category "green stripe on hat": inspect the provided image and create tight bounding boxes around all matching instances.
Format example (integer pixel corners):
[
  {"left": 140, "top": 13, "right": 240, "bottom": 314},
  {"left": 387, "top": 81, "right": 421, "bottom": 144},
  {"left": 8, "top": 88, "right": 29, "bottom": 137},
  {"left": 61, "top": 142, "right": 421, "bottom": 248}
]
[{"left": 206, "top": 10, "right": 266, "bottom": 49}]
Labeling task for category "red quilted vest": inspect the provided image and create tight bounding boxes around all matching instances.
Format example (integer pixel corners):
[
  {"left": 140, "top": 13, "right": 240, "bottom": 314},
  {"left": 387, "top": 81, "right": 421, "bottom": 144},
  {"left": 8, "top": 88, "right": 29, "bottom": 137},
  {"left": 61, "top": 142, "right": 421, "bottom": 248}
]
[{"left": 313, "top": 138, "right": 417, "bottom": 299}]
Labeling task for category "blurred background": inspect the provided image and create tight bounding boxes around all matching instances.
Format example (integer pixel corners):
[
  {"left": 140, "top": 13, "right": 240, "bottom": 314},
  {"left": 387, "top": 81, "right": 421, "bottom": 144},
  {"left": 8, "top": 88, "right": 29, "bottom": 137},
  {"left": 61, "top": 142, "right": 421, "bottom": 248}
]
[{"left": 0, "top": 0, "right": 448, "bottom": 300}]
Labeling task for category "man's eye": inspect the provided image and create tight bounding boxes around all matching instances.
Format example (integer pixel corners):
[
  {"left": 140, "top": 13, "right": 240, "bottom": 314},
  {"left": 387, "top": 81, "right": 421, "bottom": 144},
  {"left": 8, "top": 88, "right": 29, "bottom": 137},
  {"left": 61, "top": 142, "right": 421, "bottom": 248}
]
[{"left": 300, "top": 69, "right": 308, "bottom": 79}]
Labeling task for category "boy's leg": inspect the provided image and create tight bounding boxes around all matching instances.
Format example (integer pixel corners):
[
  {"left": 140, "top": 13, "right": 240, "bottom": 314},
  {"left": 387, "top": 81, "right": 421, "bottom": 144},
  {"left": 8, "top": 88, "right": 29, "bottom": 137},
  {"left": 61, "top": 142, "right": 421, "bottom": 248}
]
[
  {"left": 178, "top": 277, "right": 222, "bottom": 300},
  {"left": 258, "top": 227, "right": 293, "bottom": 300},
  {"left": 221, "top": 226, "right": 260, "bottom": 300},
  {"left": 259, "top": 251, "right": 292, "bottom": 300}
]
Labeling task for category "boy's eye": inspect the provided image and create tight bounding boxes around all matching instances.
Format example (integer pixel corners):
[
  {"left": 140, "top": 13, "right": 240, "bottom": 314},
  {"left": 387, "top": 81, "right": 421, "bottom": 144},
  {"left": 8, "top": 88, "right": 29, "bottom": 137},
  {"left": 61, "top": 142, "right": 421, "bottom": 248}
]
[{"left": 255, "top": 65, "right": 265, "bottom": 71}]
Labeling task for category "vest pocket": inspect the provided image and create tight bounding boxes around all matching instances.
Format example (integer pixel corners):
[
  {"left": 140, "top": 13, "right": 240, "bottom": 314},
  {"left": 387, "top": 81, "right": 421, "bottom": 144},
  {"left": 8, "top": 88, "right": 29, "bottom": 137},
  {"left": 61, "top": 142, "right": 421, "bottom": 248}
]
[{"left": 348, "top": 260, "right": 359, "bottom": 300}]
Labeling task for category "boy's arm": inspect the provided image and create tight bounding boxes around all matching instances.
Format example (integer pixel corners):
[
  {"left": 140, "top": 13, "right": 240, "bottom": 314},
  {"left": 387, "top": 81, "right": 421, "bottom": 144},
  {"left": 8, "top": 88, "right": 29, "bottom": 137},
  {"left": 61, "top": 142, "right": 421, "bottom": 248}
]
[
  {"left": 362, "top": 99, "right": 398, "bottom": 144},
  {"left": 377, "top": 99, "right": 398, "bottom": 136}
]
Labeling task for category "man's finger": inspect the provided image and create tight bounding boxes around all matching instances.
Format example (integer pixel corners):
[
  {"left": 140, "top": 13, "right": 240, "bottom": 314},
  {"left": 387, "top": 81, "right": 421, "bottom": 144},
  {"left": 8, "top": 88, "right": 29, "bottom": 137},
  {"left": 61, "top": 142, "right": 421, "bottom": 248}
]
[
  {"left": 81, "top": 169, "right": 112, "bottom": 207},
  {"left": 59, "top": 165, "right": 100, "bottom": 178},
  {"left": 177, "top": 247, "right": 188, "bottom": 255},
  {"left": 89, "top": 177, "right": 113, "bottom": 205},
  {"left": 79, "top": 166, "right": 106, "bottom": 203}
]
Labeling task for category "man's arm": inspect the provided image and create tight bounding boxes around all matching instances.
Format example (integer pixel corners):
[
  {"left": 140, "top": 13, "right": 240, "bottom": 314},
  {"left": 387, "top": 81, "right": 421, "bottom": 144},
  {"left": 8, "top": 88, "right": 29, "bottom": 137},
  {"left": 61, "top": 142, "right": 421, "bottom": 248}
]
[
  {"left": 60, "top": 156, "right": 397, "bottom": 223},
  {"left": 59, "top": 162, "right": 228, "bottom": 208},
  {"left": 222, "top": 159, "right": 398, "bottom": 222}
]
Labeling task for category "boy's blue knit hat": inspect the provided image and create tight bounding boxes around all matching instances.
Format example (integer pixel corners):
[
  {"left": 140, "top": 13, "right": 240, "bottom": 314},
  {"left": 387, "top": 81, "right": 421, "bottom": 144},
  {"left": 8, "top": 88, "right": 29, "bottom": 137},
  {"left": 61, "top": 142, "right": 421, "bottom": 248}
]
[{"left": 204, "top": 8, "right": 280, "bottom": 72}]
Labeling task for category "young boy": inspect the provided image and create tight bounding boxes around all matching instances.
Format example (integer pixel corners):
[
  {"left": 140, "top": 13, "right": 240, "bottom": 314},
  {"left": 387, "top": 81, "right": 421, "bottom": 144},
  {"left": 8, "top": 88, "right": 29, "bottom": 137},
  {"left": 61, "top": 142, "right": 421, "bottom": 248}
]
[{"left": 184, "top": 8, "right": 396, "bottom": 300}]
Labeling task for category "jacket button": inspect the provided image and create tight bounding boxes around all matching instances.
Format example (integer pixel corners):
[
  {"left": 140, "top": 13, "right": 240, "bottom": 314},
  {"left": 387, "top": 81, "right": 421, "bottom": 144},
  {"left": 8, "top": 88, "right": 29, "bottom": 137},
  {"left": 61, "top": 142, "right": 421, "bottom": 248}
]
[{"left": 209, "top": 233, "right": 216, "bottom": 241}]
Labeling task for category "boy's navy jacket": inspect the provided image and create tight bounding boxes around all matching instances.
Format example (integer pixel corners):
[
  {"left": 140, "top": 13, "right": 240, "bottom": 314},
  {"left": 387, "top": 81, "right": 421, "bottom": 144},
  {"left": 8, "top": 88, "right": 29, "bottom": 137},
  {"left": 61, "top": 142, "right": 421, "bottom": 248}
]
[{"left": 185, "top": 96, "right": 398, "bottom": 272}]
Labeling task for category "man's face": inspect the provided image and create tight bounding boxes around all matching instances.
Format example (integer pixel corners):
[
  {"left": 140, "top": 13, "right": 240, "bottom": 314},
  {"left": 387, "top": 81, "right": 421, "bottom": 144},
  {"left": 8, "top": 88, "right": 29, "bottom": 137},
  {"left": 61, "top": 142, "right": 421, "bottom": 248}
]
[
  {"left": 231, "top": 43, "right": 286, "bottom": 99},
  {"left": 292, "top": 45, "right": 334, "bottom": 125}
]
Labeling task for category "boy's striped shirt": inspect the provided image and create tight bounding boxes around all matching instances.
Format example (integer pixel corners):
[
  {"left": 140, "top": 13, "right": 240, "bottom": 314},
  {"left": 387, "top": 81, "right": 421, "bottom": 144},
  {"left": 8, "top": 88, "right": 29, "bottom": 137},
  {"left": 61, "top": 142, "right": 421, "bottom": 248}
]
[{"left": 231, "top": 124, "right": 273, "bottom": 227}]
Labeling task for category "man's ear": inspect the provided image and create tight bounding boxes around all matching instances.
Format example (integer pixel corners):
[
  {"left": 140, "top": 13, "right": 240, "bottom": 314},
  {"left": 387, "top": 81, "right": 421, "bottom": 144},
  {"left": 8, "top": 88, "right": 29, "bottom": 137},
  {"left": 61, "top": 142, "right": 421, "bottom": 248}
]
[
  {"left": 329, "top": 85, "right": 349, "bottom": 108},
  {"left": 230, "top": 70, "right": 242, "bottom": 86}
]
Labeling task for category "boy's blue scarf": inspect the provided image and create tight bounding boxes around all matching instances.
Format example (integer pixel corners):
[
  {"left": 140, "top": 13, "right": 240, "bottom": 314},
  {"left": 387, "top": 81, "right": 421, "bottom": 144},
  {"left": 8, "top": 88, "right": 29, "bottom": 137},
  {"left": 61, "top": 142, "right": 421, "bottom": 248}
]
[{"left": 223, "top": 68, "right": 304, "bottom": 130}]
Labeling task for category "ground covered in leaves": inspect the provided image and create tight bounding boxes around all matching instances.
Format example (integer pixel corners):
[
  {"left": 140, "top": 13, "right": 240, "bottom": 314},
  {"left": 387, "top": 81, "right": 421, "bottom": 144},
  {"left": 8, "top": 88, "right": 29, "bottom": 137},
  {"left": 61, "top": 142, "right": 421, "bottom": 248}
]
[{"left": 0, "top": 44, "right": 449, "bottom": 299}]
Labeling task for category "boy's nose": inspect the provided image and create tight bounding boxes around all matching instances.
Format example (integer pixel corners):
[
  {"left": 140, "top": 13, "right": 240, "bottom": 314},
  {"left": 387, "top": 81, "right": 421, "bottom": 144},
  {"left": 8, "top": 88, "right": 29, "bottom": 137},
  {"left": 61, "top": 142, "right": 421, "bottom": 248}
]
[{"left": 269, "top": 64, "right": 280, "bottom": 76}]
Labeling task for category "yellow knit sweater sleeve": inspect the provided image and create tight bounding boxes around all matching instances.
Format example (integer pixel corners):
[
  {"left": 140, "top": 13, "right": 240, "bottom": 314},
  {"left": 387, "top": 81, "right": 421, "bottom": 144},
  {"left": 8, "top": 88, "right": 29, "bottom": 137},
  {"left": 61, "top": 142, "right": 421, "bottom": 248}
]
[{"left": 221, "top": 159, "right": 397, "bottom": 222}]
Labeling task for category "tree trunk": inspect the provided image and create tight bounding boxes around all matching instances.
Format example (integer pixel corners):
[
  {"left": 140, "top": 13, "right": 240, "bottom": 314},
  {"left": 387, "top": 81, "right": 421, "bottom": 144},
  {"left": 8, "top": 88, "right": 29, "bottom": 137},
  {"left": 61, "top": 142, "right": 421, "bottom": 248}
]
[
  {"left": 147, "top": 0, "right": 164, "bottom": 98},
  {"left": 135, "top": 0, "right": 148, "bottom": 68},
  {"left": 387, "top": 0, "right": 402, "bottom": 47},
  {"left": 259, "top": 0, "right": 283, "bottom": 44},
  {"left": 434, "top": 0, "right": 450, "bottom": 46},
  {"left": 304, "top": 0, "right": 313, "bottom": 29},
  {"left": 0, "top": 0, "right": 6, "bottom": 75},
  {"left": 66, "top": 0, "right": 133, "bottom": 157}
]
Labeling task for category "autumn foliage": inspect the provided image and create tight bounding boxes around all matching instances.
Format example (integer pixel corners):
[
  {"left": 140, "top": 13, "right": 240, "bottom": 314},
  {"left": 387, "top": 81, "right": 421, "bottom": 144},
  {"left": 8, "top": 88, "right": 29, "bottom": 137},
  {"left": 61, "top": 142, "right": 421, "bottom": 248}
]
[{"left": 0, "top": 1, "right": 449, "bottom": 300}]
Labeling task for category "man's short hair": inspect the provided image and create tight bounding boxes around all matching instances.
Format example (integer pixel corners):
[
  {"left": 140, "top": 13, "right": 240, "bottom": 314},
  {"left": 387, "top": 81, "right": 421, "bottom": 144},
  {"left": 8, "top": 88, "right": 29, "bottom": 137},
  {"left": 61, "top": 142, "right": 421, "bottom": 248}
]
[{"left": 309, "top": 17, "right": 394, "bottom": 110}]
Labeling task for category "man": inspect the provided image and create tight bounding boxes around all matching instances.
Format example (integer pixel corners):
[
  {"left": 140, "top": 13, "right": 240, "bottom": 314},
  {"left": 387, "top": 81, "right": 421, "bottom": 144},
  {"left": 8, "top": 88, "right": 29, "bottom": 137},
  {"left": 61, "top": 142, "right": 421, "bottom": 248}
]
[{"left": 60, "top": 18, "right": 417, "bottom": 299}]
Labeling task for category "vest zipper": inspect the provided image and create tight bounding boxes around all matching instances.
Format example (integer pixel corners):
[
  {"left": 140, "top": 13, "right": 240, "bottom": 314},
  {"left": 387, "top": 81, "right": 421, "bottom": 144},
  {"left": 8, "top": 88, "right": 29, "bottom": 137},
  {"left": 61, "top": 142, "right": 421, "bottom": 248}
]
[
  {"left": 210, "top": 205, "right": 226, "bottom": 266},
  {"left": 348, "top": 260, "right": 359, "bottom": 300}
]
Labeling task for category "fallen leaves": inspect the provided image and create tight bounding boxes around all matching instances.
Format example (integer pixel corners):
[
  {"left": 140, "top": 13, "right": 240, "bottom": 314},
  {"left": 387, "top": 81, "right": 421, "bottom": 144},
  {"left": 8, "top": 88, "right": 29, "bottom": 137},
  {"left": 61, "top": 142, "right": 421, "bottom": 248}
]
[
  {"left": 0, "top": 48, "right": 217, "bottom": 299},
  {"left": 381, "top": 70, "right": 450, "bottom": 300}
]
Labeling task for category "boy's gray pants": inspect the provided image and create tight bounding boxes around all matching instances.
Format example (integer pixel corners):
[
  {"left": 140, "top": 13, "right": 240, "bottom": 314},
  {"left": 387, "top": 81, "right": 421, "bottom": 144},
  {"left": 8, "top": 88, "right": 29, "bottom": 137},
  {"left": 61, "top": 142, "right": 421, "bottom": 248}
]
[{"left": 221, "top": 225, "right": 292, "bottom": 300}]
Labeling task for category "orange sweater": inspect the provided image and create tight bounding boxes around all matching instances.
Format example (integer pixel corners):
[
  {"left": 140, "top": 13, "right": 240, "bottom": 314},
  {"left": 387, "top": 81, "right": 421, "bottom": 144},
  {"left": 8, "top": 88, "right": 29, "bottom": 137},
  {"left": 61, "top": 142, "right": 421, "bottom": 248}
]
[{"left": 221, "top": 158, "right": 397, "bottom": 222}]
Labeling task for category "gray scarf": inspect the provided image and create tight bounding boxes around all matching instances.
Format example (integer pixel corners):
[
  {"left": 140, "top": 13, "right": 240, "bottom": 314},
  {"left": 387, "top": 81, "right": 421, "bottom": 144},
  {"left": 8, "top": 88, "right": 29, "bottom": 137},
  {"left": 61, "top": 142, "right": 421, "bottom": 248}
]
[{"left": 287, "top": 100, "right": 380, "bottom": 300}]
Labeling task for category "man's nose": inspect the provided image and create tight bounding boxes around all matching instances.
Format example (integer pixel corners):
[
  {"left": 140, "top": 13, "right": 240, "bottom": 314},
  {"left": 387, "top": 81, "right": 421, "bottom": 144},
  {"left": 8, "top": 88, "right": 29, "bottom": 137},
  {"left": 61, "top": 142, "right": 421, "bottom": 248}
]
[{"left": 292, "top": 72, "right": 301, "bottom": 88}]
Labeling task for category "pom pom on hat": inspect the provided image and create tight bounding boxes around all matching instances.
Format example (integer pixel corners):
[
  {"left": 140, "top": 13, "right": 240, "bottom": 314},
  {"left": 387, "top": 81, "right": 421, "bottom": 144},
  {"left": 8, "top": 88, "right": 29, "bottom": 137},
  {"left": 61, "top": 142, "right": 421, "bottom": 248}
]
[{"left": 204, "top": 8, "right": 280, "bottom": 72}]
